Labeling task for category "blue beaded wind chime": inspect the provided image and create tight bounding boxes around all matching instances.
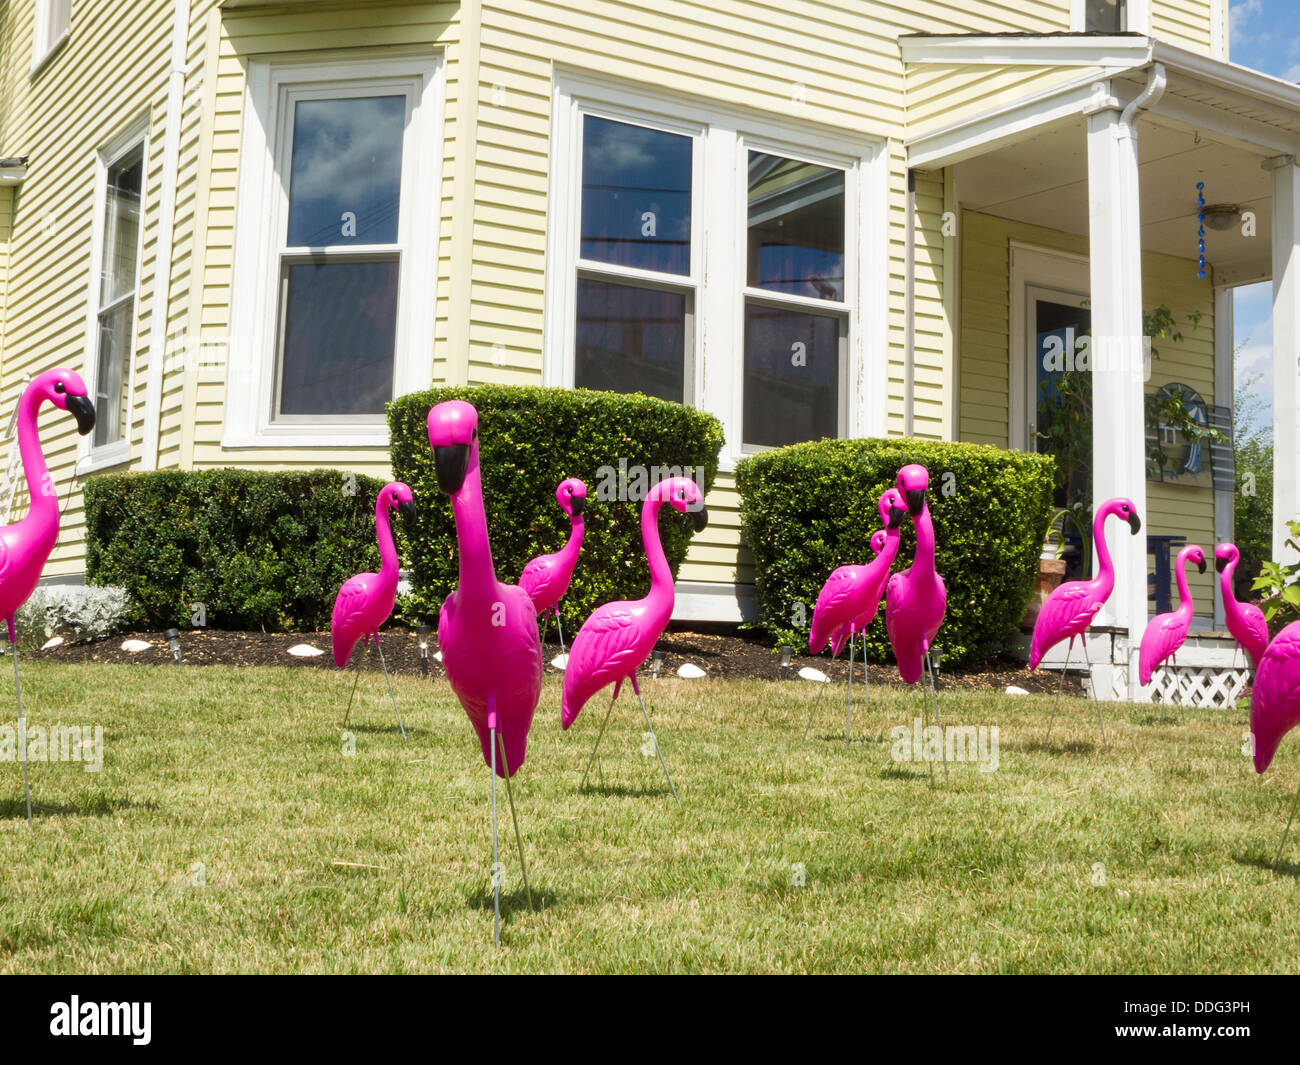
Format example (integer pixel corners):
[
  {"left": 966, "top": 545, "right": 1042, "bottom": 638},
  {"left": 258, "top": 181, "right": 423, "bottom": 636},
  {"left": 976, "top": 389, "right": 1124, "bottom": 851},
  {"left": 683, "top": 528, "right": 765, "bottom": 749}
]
[{"left": 1196, "top": 182, "right": 1206, "bottom": 279}]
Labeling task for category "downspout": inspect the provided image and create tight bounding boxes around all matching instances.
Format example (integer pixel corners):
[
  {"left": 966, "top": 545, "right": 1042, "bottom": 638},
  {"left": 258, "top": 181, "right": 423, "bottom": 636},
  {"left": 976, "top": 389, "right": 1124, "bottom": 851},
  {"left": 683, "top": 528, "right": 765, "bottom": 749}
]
[
  {"left": 140, "top": 0, "right": 191, "bottom": 471},
  {"left": 1115, "top": 61, "right": 1164, "bottom": 702},
  {"left": 903, "top": 168, "right": 915, "bottom": 437}
]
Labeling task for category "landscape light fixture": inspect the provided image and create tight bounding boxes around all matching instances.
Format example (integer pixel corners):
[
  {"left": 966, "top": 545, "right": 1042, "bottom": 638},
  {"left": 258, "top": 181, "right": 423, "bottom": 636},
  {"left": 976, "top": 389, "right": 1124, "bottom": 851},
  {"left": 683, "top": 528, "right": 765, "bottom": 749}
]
[
  {"left": 418, "top": 624, "right": 431, "bottom": 677},
  {"left": 651, "top": 649, "right": 664, "bottom": 679},
  {"left": 779, "top": 644, "right": 793, "bottom": 679},
  {"left": 164, "top": 627, "right": 182, "bottom": 665}
]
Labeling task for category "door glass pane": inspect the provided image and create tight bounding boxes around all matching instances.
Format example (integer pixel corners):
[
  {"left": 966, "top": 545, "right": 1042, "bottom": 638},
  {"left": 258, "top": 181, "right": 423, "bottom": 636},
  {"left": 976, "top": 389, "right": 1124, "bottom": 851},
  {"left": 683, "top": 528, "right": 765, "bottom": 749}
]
[
  {"left": 93, "top": 298, "right": 133, "bottom": 448},
  {"left": 743, "top": 304, "right": 839, "bottom": 448},
  {"left": 581, "top": 116, "right": 691, "bottom": 275},
  {"left": 1034, "top": 298, "right": 1093, "bottom": 509},
  {"left": 287, "top": 96, "right": 406, "bottom": 247},
  {"left": 575, "top": 277, "right": 686, "bottom": 402},
  {"left": 747, "top": 152, "right": 845, "bottom": 301},
  {"left": 100, "top": 144, "right": 143, "bottom": 306},
  {"left": 279, "top": 260, "right": 398, "bottom": 416}
]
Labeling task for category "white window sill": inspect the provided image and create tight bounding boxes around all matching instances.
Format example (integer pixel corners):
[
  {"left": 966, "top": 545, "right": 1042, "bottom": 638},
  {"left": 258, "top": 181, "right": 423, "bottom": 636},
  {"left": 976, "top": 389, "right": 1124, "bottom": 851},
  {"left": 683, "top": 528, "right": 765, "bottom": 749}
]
[
  {"left": 79, "top": 443, "right": 130, "bottom": 475},
  {"left": 222, "top": 427, "right": 392, "bottom": 451}
]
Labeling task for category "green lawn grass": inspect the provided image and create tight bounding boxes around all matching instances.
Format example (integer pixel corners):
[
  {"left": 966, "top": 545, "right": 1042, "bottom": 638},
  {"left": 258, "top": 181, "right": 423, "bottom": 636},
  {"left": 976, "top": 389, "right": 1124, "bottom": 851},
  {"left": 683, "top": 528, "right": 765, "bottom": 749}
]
[{"left": 0, "top": 661, "right": 1297, "bottom": 973}]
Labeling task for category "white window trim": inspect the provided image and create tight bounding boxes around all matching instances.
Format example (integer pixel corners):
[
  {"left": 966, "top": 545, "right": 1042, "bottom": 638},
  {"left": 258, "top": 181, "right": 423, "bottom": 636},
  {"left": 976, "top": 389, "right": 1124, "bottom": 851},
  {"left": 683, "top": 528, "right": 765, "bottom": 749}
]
[
  {"left": 80, "top": 116, "right": 149, "bottom": 474},
  {"left": 31, "top": 0, "right": 70, "bottom": 77},
  {"left": 1070, "top": 0, "right": 1149, "bottom": 35},
  {"left": 226, "top": 51, "right": 442, "bottom": 450},
  {"left": 544, "top": 72, "right": 888, "bottom": 468}
]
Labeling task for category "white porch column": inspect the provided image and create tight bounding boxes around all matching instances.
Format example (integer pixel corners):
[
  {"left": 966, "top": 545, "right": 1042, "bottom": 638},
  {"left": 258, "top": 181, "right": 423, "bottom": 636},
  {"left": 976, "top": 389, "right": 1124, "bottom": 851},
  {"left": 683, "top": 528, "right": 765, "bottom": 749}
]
[
  {"left": 1086, "top": 105, "right": 1149, "bottom": 682},
  {"left": 1267, "top": 155, "right": 1300, "bottom": 568},
  {"left": 1213, "top": 284, "right": 1235, "bottom": 628}
]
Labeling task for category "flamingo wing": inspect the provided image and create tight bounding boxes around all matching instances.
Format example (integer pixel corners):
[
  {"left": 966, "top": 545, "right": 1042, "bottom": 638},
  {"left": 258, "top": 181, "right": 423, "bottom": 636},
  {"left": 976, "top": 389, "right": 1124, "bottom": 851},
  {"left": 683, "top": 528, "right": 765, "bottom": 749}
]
[
  {"left": 810, "top": 566, "right": 862, "bottom": 654},
  {"left": 519, "top": 553, "right": 557, "bottom": 610},
  {"left": 561, "top": 607, "right": 643, "bottom": 728},
  {"left": 330, "top": 573, "right": 373, "bottom": 668},
  {"left": 1138, "top": 611, "right": 1188, "bottom": 686},
  {"left": 1240, "top": 604, "right": 1270, "bottom": 668},
  {"left": 1029, "top": 581, "right": 1102, "bottom": 669},
  {"left": 1252, "top": 623, "right": 1300, "bottom": 773}
]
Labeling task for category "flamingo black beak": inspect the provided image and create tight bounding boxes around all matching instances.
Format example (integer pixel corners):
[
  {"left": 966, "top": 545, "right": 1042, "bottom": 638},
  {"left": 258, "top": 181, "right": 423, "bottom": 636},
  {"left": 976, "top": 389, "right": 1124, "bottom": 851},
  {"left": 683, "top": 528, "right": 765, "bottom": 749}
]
[
  {"left": 887, "top": 504, "right": 907, "bottom": 530},
  {"left": 905, "top": 489, "right": 925, "bottom": 517},
  {"left": 432, "top": 445, "right": 470, "bottom": 494},
  {"left": 67, "top": 395, "right": 95, "bottom": 436},
  {"left": 1215, "top": 555, "right": 1229, "bottom": 574},
  {"left": 398, "top": 499, "right": 416, "bottom": 522},
  {"left": 570, "top": 495, "right": 586, "bottom": 517},
  {"left": 1197, "top": 557, "right": 1208, "bottom": 575},
  {"left": 1127, "top": 513, "right": 1142, "bottom": 535},
  {"left": 690, "top": 504, "right": 709, "bottom": 533}
]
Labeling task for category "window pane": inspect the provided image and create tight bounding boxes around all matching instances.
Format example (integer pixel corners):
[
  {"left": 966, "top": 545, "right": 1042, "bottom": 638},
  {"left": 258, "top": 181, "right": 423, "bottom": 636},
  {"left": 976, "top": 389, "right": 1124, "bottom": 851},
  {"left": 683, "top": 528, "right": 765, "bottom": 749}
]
[
  {"left": 286, "top": 96, "right": 406, "bottom": 247},
  {"left": 93, "top": 298, "right": 133, "bottom": 448},
  {"left": 575, "top": 277, "right": 686, "bottom": 402},
  {"left": 743, "top": 304, "right": 840, "bottom": 448},
  {"left": 747, "top": 152, "right": 845, "bottom": 301},
  {"left": 1085, "top": 0, "right": 1123, "bottom": 32},
  {"left": 100, "top": 144, "right": 144, "bottom": 306},
  {"left": 581, "top": 116, "right": 691, "bottom": 275},
  {"left": 278, "top": 260, "right": 398, "bottom": 416}
]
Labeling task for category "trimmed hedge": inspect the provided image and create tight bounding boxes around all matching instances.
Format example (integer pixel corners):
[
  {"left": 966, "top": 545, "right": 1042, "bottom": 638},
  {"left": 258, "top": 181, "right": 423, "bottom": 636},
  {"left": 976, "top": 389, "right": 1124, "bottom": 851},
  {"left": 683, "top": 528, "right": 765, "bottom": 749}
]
[
  {"left": 735, "top": 438, "right": 1056, "bottom": 668},
  {"left": 388, "top": 385, "right": 724, "bottom": 626},
  {"left": 85, "top": 469, "right": 390, "bottom": 631}
]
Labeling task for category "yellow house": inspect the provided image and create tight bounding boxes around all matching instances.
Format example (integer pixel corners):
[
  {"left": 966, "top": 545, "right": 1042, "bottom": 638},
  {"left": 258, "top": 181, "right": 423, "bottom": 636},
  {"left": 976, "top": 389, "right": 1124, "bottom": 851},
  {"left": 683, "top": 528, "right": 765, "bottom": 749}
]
[{"left": 0, "top": 0, "right": 1294, "bottom": 702}]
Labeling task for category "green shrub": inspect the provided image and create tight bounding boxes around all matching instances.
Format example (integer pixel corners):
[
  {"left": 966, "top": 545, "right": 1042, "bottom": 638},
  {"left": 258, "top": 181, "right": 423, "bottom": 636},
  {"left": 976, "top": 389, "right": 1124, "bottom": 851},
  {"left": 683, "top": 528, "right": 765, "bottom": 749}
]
[
  {"left": 387, "top": 385, "right": 724, "bottom": 626},
  {"left": 1233, "top": 435, "right": 1273, "bottom": 602},
  {"left": 84, "top": 469, "right": 390, "bottom": 631},
  {"left": 735, "top": 438, "right": 1056, "bottom": 668}
]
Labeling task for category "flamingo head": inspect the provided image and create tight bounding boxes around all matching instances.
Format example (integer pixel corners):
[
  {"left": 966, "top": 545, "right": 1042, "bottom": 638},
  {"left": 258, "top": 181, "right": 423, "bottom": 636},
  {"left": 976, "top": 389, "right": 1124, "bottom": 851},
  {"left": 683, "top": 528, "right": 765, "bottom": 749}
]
[
  {"left": 427, "top": 400, "right": 477, "bottom": 494},
  {"left": 896, "top": 464, "right": 930, "bottom": 517},
  {"left": 33, "top": 368, "right": 95, "bottom": 436},
  {"left": 870, "top": 530, "right": 887, "bottom": 556},
  {"left": 1214, "top": 541, "right": 1239, "bottom": 574},
  {"left": 877, "top": 487, "right": 908, "bottom": 530},
  {"left": 650, "top": 475, "right": 708, "bottom": 532},
  {"left": 557, "top": 477, "right": 587, "bottom": 518},
  {"left": 1180, "top": 544, "right": 1208, "bottom": 576},
  {"left": 1102, "top": 496, "right": 1143, "bottom": 536},
  {"left": 382, "top": 481, "right": 416, "bottom": 522}
]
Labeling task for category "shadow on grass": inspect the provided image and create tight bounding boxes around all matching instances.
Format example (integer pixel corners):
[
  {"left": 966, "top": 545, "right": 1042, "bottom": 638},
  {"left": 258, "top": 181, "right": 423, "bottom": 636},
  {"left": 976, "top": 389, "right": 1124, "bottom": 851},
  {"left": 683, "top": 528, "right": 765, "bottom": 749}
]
[
  {"left": 0, "top": 794, "right": 154, "bottom": 820},
  {"left": 343, "top": 723, "right": 433, "bottom": 739},
  {"left": 1021, "top": 739, "right": 1097, "bottom": 756},
  {"left": 579, "top": 780, "right": 677, "bottom": 800},
  {"left": 468, "top": 886, "right": 563, "bottom": 916},
  {"left": 1234, "top": 852, "right": 1300, "bottom": 879}
]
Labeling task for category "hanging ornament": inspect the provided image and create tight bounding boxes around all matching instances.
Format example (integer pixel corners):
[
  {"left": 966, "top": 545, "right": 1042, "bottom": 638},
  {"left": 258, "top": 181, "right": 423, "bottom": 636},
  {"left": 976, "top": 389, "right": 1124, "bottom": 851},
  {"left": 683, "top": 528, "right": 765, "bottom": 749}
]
[{"left": 1196, "top": 181, "right": 1206, "bottom": 279}]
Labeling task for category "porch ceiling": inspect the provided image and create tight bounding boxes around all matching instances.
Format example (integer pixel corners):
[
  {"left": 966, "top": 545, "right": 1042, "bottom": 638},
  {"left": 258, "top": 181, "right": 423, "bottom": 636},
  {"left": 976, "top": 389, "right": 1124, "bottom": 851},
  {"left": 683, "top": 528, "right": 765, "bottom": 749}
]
[{"left": 953, "top": 112, "right": 1273, "bottom": 285}]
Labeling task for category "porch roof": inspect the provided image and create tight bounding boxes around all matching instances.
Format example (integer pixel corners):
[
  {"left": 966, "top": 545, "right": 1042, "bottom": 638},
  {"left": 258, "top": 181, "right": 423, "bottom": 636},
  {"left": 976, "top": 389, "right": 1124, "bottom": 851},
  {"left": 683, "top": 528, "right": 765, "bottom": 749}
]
[{"left": 903, "top": 37, "right": 1300, "bottom": 285}]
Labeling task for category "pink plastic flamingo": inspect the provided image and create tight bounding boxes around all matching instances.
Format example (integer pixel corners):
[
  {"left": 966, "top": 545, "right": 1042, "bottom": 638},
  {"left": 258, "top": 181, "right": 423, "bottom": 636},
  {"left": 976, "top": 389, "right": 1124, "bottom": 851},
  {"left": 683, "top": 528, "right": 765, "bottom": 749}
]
[
  {"left": 519, "top": 477, "right": 587, "bottom": 659},
  {"left": 1216, "top": 542, "right": 1269, "bottom": 670},
  {"left": 1138, "top": 544, "right": 1207, "bottom": 688},
  {"left": 885, "top": 465, "right": 949, "bottom": 776},
  {"left": 331, "top": 480, "right": 416, "bottom": 738},
  {"left": 428, "top": 400, "right": 540, "bottom": 941},
  {"left": 1030, "top": 496, "right": 1141, "bottom": 748},
  {"left": 561, "top": 476, "right": 708, "bottom": 805},
  {"left": 806, "top": 489, "right": 907, "bottom": 743},
  {"left": 1, "top": 369, "right": 95, "bottom": 825},
  {"left": 1249, "top": 620, "right": 1300, "bottom": 862}
]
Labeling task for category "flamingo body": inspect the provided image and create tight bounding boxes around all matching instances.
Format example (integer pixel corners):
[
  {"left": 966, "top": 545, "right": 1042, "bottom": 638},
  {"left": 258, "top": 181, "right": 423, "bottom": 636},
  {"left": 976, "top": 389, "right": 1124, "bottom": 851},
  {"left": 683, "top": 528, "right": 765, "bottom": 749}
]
[
  {"left": 886, "top": 465, "right": 947, "bottom": 685},
  {"left": 330, "top": 482, "right": 414, "bottom": 668},
  {"left": 1138, "top": 544, "right": 1207, "bottom": 686},
  {"left": 519, "top": 477, "right": 587, "bottom": 616},
  {"left": 0, "top": 370, "right": 95, "bottom": 640},
  {"left": 561, "top": 476, "right": 707, "bottom": 729},
  {"left": 1216, "top": 542, "right": 1269, "bottom": 669},
  {"left": 810, "top": 492, "right": 906, "bottom": 659},
  {"left": 1029, "top": 497, "right": 1142, "bottom": 670},
  {"left": 429, "top": 401, "right": 542, "bottom": 777},
  {"left": 1251, "top": 620, "right": 1300, "bottom": 774}
]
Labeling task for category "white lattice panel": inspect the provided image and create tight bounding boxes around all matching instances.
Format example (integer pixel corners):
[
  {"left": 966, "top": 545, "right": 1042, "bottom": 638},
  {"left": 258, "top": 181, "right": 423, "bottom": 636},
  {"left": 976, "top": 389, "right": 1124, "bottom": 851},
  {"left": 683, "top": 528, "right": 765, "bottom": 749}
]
[{"left": 1143, "top": 666, "right": 1250, "bottom": 708}]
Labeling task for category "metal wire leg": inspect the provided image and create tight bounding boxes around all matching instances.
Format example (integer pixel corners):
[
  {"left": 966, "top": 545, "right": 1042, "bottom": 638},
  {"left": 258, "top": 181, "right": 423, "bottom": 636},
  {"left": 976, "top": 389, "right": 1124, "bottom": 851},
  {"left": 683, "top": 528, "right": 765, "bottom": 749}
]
[
  {"left": 555, "top": 609, "right": 566, "bottom": 658},
  {"left": 1045, "top": 638, "right": 1074, "bottom": 744},
  {"left": 13, "top": 640, "right": 31, "bottom": 828},
  {"left": 580, "top": 695, "right": 617, "bottom": 789},
  {"left": 632, "top": 674, "right": 680, "bottom": 807},
  {"left": 845, "top": 630, "right": 855, "bottom": 747},
  {"left": 341, "top": 640, "right": 369, "bottom": 731},
  {"left": 926, "top": 649, "right": 947, "bottom": 785},
  {"left": 1276, "top": 774, "right": 1300, "bottom": 867},
  {"left": 374, "top": 637, "right": 407, "bottom": 741},
  {"left": 496, "top": 731, "right": 533, "bottom": 910},
  {"left": 490, "top": 722, "right": 500, "bottom": 947},
  {"left": 1081, "top": 637, "right": 1108, "bottom": 751}
]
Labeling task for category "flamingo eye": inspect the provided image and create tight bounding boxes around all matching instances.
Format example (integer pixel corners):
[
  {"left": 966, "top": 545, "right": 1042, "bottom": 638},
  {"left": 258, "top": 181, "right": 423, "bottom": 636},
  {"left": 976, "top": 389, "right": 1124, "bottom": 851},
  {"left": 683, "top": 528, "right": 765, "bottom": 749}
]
[{"left": 54, "top": 382, "right": 66, "bottom": 394}]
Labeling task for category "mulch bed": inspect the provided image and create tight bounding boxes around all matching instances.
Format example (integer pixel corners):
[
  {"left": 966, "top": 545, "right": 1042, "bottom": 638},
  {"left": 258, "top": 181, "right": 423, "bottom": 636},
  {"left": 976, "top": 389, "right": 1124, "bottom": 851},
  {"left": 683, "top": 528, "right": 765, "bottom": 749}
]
[{"left": 29, "top": 624, "right": 1066, "bottom": 693}]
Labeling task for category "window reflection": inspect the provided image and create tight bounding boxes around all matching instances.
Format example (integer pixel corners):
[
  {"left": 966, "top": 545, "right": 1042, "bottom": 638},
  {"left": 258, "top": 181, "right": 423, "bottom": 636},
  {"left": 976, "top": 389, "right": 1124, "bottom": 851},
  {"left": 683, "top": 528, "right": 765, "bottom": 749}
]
[
  {"left": 576, "top": 277, "right": 686, "bottom": 402},
  {"left": 747, "top": 152, "right": 844, "bottom": 302}
]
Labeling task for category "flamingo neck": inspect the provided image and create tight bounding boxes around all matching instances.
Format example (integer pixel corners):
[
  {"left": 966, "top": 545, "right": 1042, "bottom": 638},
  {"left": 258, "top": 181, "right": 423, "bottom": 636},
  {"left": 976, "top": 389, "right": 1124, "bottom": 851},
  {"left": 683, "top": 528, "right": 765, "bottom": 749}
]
[
  {"left": 641, "top": 497, "right": 673, "bottom": 598},
  {"left": 880, "top": 525, "right": 904, "bottom": 567},
  {"left": 374, "top": 496, "right": 398, "bottom": 582},
  {"left": 1173, "top": 555, "right": 1195, "bottom": 617},
  {"left": 16, "top": 390, "right": 57, "bottom": 529},
  {"left": 1090, "top": 506, "right": 1117, "bottom": 598},
  {"left": 1218, "top": 555, "right": 1238, "bottom": 611},
  {"left": 911, "top": 505, "right": 937, "bottom": 583},
  {"left": 557, "top": 512, "right": 585, "bottom": 568},
  {"left": 449, "top": 445, "right": 498, "bottom": 600}
]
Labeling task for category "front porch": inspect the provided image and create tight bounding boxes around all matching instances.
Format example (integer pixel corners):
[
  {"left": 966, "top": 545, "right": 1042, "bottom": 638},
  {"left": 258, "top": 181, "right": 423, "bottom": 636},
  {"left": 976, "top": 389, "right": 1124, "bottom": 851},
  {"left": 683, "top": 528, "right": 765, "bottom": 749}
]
[{"left": 904, "top": 35, "right": 1300, "bottom": 703}]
